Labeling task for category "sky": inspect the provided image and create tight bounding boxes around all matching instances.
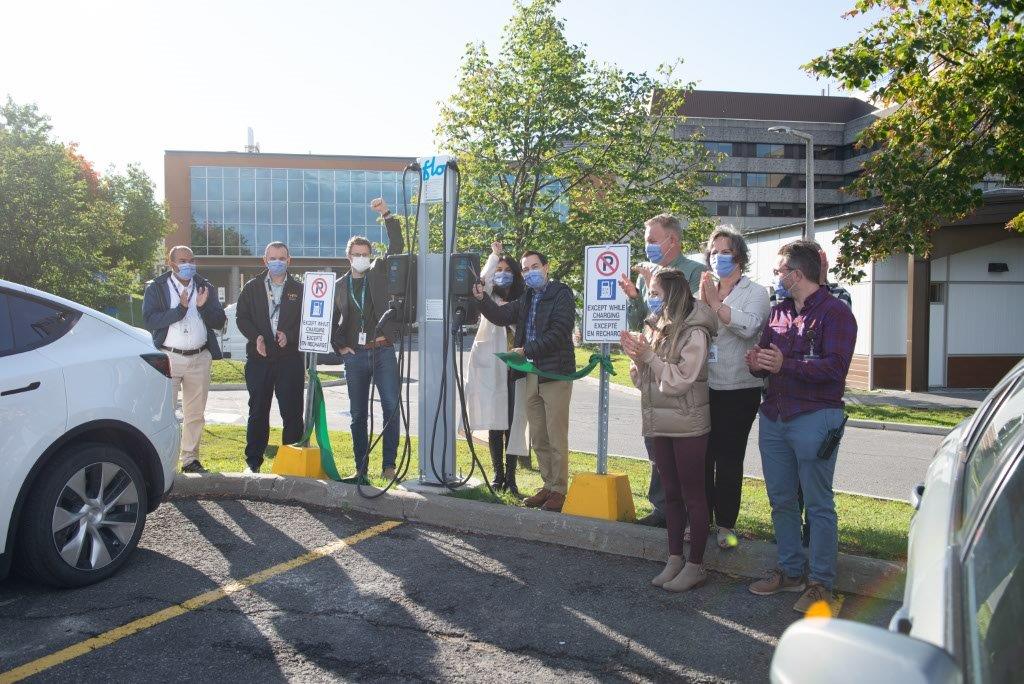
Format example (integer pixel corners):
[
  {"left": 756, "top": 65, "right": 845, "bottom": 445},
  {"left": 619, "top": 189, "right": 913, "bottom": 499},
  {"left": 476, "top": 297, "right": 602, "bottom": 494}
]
[{"left": 1, "top": 0, "right": 878, "bottom": 199}]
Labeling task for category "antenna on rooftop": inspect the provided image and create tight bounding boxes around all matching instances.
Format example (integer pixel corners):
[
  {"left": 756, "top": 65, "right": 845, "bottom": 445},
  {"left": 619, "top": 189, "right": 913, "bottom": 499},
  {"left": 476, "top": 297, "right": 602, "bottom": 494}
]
[{"left": 245, "top": 127, "right": 260, "bottom": 153}]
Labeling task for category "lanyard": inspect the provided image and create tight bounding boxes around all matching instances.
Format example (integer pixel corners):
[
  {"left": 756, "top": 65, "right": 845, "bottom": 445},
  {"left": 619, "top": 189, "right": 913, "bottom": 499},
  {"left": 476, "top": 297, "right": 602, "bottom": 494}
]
[
  {"left": 348, "top": 274, "right": 366, "bottom": 331},
  {"left": 266, "top": 278, "right": 282, "bottom": 325},
  {"left": 171, "top": 278, "right": 196, "bottom": 336},
  {"left": 171, "top": 277, "right": 194, "bottom": 306}
]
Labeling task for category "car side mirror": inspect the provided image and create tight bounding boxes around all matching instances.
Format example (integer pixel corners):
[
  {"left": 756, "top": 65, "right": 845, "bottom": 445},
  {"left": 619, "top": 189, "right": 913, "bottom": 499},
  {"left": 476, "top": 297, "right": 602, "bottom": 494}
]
[{"left": 770, "top": 618, "right": 960, "bottom": 684}]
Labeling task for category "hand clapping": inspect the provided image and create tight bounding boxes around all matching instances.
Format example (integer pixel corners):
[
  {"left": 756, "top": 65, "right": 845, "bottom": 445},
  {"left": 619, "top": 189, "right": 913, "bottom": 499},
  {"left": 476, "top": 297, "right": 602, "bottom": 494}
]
[
  {"left": 619, "top": 330, "right": 649, "bottom": 361},
  {"left": 747, "top": 343, "right": 784, "bottom": 374},
  {"left": 700, "top": 272, "right": 720, "bottom": 308}
]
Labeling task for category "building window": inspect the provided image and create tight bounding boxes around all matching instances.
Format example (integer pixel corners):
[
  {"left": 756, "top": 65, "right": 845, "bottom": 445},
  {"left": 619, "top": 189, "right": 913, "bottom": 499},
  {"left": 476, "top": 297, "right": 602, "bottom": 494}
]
[
  {"left": 930, "top": 283, "right": 945, "bottom": 304},
  {"left": 705, "top": 172, "right": 743, "bottom": 187},
  {"left": 188, "top": 166, "right": 418, "bottom": 258}
]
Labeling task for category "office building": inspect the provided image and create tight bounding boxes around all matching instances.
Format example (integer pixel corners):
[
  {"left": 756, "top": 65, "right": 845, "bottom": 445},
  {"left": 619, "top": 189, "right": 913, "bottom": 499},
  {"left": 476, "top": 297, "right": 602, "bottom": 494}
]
[
  {"left": 164, "top": 150, "right": 416, "bottom": 302},
  {"left": 674, "top": 90, "right": 883, "bottom": 231}
]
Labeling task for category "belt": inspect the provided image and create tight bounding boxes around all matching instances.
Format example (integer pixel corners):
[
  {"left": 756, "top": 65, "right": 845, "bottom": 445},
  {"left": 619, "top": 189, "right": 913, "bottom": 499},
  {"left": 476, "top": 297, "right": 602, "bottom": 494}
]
[
  {"left": 162, "top": 344, "right": 207, "bottom": 356},
  {"left": 360, "top": 338, "right": 392, "bottom": 350}
]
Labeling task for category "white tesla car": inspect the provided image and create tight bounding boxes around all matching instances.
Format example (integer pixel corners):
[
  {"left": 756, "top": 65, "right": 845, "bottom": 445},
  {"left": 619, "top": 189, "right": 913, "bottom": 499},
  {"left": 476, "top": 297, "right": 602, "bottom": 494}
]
[{"left": 0, "top": 279, "right": 179, "bottom": 587}]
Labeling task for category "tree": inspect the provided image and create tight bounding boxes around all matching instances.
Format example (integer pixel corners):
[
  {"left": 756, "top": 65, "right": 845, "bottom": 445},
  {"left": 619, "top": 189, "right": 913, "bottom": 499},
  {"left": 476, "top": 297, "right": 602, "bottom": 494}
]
[
  {"left": 435, "top": 0, "right": 715, "bottom": 289},
  {"left": 806, "top": 0, "right": 1024, "bottom": 281},
  {"left": 0, "top": 99, "right": 172, "bottom": 308}
]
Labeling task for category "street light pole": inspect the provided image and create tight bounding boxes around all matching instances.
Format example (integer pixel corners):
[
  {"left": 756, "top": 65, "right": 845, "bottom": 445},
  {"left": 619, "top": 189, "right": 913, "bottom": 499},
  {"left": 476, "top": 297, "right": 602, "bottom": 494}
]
[{"left": 769, "top": 126, "right": 814, "bottom": 240}]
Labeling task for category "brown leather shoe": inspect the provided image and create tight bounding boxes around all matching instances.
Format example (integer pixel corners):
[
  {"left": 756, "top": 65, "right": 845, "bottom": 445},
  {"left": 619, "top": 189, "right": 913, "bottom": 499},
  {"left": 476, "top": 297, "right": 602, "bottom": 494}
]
[
  {"left": 541, "top": 491, "right": 565, "bottom": 512},
  {"left": 524, "top": 488, "right": 551, "bottom": 508}
]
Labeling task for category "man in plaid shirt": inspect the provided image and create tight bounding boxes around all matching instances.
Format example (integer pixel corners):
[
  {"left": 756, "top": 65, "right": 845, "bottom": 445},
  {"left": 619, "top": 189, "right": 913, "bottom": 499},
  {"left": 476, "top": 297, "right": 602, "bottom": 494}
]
[{"left": 745, "top": 240, "right": 857, "bottom": 614}]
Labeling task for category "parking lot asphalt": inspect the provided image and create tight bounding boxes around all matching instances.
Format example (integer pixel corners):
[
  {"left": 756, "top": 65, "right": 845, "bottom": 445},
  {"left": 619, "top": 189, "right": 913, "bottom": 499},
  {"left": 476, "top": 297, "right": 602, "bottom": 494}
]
[{"left": 0, "top": 500, "right": 896, "bottom": 683}]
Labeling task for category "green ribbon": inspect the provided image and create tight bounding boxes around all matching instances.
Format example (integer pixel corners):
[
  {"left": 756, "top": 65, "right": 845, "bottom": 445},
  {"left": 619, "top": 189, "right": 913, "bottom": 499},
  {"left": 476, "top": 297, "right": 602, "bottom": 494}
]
[
  {"left": 297, "top": 367, "right": 343, "bottom": 481},
  {"left": 495, "top": 352, "right": 615, "bottom": 381}
]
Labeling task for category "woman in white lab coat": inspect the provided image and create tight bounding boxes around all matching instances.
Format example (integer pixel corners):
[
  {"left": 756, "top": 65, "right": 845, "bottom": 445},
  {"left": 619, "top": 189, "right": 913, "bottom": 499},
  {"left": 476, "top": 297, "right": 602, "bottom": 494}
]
[{"left": 464, "top": 241, "right": 529, "bottom": 495}]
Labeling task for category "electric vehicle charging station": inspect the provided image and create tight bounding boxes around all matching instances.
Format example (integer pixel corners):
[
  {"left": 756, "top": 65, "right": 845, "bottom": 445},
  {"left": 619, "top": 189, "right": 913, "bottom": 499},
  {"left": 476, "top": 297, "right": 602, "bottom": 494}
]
[
  {"left": 415, "top": 156, "right": 458, "bottom": 485},
  {"left": 380, "top": 155, "right": 483, "bottom": 488}
]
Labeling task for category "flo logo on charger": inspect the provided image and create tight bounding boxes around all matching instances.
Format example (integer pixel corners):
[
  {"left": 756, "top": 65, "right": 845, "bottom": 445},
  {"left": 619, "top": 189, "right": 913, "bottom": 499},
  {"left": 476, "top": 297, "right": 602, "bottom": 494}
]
[{"left": 417, "top": 155, "right": 452, "bottom": 204}]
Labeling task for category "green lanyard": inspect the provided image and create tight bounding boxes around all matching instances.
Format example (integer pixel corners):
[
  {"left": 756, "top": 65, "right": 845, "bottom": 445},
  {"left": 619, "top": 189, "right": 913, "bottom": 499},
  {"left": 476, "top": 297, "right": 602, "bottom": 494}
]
[{"left": 348, "top": 274, "right": 366, "bottom": 332}]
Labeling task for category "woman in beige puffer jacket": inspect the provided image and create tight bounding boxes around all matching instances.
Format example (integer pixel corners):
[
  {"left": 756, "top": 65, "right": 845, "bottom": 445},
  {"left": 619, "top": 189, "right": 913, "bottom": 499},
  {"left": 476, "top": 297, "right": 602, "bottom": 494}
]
[{"left": 621, "top": 268, "right": 717, "bottom": 593}]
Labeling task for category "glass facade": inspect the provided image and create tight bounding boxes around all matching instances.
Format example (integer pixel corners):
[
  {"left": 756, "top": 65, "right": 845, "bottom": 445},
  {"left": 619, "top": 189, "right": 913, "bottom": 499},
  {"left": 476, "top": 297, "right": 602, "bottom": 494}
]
[
  {"left": 189, "top": 166, "right": 419, "bottom": 257},
  {"left": 700, "top": 141, "right": 873, "bottom": 161},
  {"left": 699, "top": 201, "right": 840, "bottom": 218},
  {"left": 700, "top": 171, "right": 851, "bottom": 189}
]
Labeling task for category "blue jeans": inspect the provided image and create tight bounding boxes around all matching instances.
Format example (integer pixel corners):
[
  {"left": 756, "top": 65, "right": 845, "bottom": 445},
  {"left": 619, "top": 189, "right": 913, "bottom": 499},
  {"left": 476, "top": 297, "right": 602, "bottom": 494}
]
[
  {"left": 759, "top": 408, "right": 844, "bottom": 590},
  {"left": 343, "top": 346, "right": 401, "bottom": 472}
]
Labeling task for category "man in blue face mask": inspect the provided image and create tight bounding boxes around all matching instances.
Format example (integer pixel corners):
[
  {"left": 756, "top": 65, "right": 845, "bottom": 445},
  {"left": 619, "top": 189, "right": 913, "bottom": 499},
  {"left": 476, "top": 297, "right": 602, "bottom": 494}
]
[
  {"left": 235, "top": 241, "right": 306, "bottom": 473},
  {"left": 472, "top": 250, "right": 577, "bottom": 512},
  {"left": 142, "top": 245, "right": 227, "bottom": 474},
  {"left": 619, "top": 213, "right": 708, "bottom": 528}
]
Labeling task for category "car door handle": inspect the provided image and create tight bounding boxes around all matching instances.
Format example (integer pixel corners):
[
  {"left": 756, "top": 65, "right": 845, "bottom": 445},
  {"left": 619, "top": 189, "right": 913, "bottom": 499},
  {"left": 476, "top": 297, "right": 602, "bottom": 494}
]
[{"left": 1, "top": 381, "right": 40, "bottom": 397}]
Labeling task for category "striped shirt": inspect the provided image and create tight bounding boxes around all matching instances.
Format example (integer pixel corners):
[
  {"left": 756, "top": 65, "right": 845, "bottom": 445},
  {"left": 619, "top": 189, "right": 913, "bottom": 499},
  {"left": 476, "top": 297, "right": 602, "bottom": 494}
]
[{"left": 755, "top": 286, "right": 858, "bottom": 422}]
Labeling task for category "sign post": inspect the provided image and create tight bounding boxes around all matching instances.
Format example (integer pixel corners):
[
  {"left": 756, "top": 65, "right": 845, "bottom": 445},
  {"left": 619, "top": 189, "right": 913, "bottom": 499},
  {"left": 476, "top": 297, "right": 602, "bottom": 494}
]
[
  {"left": 563, "top": 244, "right": 636, "bottom": 522},
  {"left": 582, "top": 244, "right": 630, "bottom": 475},
  {"left": 273, "top": 272, "right": 336, "bottom": 479}
]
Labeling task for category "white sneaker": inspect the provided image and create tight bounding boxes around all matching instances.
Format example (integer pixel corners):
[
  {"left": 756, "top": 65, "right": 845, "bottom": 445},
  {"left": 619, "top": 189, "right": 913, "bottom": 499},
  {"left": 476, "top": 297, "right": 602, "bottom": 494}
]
[{"left": 243, "top": 466, "right": 254, "bottom": 474}]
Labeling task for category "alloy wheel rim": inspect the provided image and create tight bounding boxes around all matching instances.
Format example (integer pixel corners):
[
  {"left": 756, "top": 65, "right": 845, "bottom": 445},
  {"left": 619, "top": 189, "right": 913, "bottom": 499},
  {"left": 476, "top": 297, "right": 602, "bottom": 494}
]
[{"left": 51, "top": 462, "right": 140, "bottom": 571}]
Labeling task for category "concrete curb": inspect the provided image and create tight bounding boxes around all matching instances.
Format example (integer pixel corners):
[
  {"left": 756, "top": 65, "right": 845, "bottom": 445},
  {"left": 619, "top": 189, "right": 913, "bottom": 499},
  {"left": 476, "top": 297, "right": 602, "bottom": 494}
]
[
  {"left": 211, "top": 378, "right": 346, "bottom": 392},
  {"left": 845, "top": 419, "right": 950, "bottom": 436},
  {"left": 168, "top": 473, "right": 906, "bottom": 602}
]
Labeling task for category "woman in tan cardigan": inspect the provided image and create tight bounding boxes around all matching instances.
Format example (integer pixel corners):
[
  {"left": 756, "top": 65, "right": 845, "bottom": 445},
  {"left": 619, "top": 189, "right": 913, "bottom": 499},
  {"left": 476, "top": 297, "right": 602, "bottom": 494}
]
[{"left": 621, "top": 269, "right": 717, "bottom": 592}]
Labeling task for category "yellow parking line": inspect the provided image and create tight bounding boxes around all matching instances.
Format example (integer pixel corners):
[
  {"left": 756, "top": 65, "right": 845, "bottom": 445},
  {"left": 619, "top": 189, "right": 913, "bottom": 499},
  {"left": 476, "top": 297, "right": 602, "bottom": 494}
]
[{"left": 0, "top": 519, "right": 402, "bottom": 683}]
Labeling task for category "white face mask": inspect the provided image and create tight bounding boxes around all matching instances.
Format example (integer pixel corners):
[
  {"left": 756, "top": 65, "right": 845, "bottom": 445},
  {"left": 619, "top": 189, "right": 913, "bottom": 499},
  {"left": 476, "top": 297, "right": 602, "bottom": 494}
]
[{"left": 350, "top": 256, "right": 371, "bottom": 273}]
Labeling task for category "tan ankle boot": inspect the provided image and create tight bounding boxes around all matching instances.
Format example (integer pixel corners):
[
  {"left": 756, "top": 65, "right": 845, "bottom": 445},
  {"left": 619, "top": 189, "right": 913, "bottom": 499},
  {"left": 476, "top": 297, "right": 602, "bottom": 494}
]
[
  {"left": 663, "top": 562, "right": 706, "bottom": 592},
  {"left": 651, "top": 555, "right": 684, "bottom": 587}
]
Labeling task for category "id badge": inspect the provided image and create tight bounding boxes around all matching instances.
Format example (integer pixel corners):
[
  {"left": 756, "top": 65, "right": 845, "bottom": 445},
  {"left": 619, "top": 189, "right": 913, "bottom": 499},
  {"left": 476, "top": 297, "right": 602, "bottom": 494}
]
[
  {"left": 708, "top": 343, "right": 719, "bottom": 363},
  {"left": 358, "top": 332, "right": 367, "bottom": 346}
]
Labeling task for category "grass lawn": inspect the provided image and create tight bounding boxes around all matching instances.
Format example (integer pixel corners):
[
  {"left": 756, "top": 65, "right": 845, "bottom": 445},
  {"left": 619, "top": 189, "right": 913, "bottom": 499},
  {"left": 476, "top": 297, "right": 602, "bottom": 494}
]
[
  {"left": 200, "top": 424, "right": 912, "bottom": 562},
  {"left": 575, "top": 347, "right": 633, "bottom": 387},
  {"left": 210, "top": 359, "right": 341, "bottom": 386},
  {"left": 844, "top": 403, "right": 972, "bottom": 428}
]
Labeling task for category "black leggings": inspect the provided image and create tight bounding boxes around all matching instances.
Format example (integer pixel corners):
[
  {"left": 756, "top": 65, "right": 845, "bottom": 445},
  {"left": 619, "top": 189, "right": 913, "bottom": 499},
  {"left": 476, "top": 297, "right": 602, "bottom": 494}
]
[
  {"left": 704, "top": 387, "right": 762, "bottom": 529},
  {"left": 488, "top": 373, "right": 516, "bottom": 461}
]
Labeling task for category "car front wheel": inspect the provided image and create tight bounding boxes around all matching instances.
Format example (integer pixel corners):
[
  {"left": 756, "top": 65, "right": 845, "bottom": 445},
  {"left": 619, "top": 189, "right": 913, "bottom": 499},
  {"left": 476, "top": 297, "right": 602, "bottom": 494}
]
[{"left": 15, "top": 442, "right": 149, "bottom": 587}]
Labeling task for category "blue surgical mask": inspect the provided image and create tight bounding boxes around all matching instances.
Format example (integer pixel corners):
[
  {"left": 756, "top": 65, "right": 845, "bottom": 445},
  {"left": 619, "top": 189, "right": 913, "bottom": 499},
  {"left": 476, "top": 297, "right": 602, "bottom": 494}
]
[
  {"left": 524, "top": 269, "right": 546, "bottom": 290},
  {"left": 710, "top": 254, "right": 736, "bottom": 278},
  {"left": 646, "top": 296, "right": 664, "bottom": 316},
  {"left": 267, "top": 259, "right": 287, "bottom": 277},
  {"left": 645, "top": 243, "right": 664, "bottom": 264},
  {"left": 492, "top": 271, "right": 513, "bottom": 287},
  {"left": 645, "top": 236, "right": 673, "bottom": 265},
  {"left": 176, "top": 263, "right": 197, "bottom": 281},
  {"left": 773, "top": 273, "right": 791, "bottom": 300}
]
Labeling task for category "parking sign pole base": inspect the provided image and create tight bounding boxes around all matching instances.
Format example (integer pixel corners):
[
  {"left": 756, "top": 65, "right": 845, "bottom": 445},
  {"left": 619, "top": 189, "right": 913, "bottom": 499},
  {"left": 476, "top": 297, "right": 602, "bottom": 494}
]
[
  {"left": 271, "top": 445, "right": 329, "bottom": 479},
  {"left": 562, "top": 472, "right": 636, "bottom": 522}
]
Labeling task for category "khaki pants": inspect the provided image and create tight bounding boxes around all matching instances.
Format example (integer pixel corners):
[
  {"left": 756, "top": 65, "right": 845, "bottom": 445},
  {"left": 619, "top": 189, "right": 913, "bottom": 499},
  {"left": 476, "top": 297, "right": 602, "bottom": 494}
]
[
  {"left": 525, "top": 375, "right": 572, "bottom": 494},
  {"left": 168, "top": 349, "right": 213, "bottom": 465}
]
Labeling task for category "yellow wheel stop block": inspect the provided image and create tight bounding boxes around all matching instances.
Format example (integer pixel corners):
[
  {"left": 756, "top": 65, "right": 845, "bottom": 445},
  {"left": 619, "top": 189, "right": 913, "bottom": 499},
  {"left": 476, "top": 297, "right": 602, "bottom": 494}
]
[
  {"left": 562, "top": 472, "right": 636, "bottom": 522},
  {"left": 271, "top": 445, "right": 329, "bottom": 479}
]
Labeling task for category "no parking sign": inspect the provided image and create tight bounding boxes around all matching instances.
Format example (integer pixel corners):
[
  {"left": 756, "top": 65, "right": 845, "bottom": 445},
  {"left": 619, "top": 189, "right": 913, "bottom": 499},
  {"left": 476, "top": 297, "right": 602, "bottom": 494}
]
[
  {"left": 583, "top": 244, "right": 630, "bottom": 343},
  {"left": 299, "top": 272, "right": 336, "bottom": 353}
]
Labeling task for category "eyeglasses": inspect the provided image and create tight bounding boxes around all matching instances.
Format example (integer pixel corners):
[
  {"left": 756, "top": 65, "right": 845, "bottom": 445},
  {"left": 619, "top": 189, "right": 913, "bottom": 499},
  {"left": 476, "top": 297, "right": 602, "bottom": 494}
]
[{"left": 772, "top": 267, "right": 794, "bottom": 277}]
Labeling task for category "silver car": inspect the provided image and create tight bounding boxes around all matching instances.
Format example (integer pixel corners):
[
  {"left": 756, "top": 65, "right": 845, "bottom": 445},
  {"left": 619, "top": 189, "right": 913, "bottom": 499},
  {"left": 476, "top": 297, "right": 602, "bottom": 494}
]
[{"left": 771, "top": 360, "right": 1024, "bottom": 683}]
